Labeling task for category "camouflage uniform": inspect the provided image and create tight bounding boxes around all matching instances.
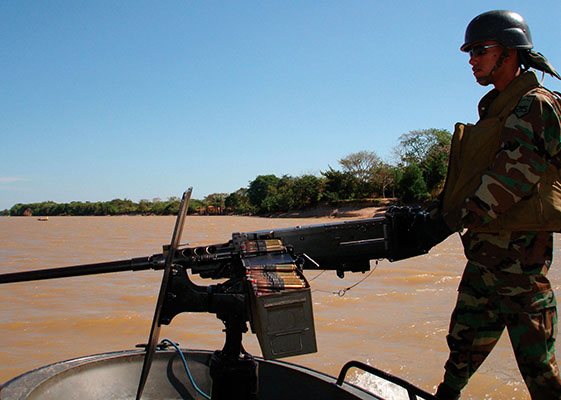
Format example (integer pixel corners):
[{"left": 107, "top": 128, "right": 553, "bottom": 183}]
[
  {"left": 443, "top": 231, "right": 560, "bottom": 398},
  {"left": 440, "top": 72, "right": 561, "bottom": 399}
]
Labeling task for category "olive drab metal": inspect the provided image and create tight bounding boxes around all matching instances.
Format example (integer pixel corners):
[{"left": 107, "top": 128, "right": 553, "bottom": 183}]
[{"left": 461, "top": 10, "right": 533, "bottom": 52}]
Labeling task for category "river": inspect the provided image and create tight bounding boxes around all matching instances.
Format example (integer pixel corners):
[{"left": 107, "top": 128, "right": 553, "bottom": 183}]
[{"left": 1, "top": 215, "right": 560, "bottom": 399}]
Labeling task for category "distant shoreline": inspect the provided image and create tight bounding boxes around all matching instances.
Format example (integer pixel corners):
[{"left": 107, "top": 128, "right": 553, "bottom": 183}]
[
  {"left": 1, "top": 206, "right": 388, "bottom": 219},
  {"left": 3, "top": 199, "right": 397, "bottom": 219}
]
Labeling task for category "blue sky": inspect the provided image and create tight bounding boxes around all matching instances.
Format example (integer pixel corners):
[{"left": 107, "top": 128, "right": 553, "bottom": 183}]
[{"left": 1, "top": 1, "right": 560, "bottom": 210}]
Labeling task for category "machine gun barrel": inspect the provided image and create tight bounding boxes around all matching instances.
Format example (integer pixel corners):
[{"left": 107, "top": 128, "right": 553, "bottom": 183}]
[{"left": 0, "top": 256, "right": 163, "bottom": 284}]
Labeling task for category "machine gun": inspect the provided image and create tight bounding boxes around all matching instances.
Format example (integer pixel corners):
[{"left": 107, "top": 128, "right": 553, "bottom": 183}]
[{"left": 0, "top": 188, "right": 432, "bottom": 400}]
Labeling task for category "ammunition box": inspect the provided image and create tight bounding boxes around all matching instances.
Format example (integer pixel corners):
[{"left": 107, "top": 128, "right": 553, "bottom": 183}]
[{"left": 248, "top": 271, "right": 317, "bottom": 360}]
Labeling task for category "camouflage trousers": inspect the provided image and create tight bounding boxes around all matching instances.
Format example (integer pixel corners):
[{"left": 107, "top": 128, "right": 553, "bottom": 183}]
[{"left": 440, "top": 230, "right": 561, "bottom": 399}]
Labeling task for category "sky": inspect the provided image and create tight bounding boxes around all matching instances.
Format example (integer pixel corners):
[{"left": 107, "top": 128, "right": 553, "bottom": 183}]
[{"left": 1, "top": 1, "right": 560, "bottom": 210}]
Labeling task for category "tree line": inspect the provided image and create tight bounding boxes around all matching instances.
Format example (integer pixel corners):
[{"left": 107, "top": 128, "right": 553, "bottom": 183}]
[
  {"left": 4, "top": 197, "right": 202, "bottom": 217},
  {"left": 4, "top": 128, "right": 451, "bottom": 217}
]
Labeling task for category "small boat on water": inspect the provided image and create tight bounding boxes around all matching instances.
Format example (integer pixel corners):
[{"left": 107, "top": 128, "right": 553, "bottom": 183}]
[{"left": 37, "top": 217, "right": 48, "bottom": 221}]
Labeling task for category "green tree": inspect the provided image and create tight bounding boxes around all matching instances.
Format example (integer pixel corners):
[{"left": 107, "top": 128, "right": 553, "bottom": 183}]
[
  {"left": 149, "top": 201, "right": 167, "bottom": 215},
  {"left": 422, "top": 147, "right": 450, "bottom": 194},
  {"left": 338, "top": 150, "right": 381, "bottom": 198},
  {"left": 201, "top": 193, "right": 228, "bottom": 214},
  {"left": 270, "top": 175, "right": 295, "bottom": 212},
  {"left": 138, "top": 199, "right": 152, "bottom": 214},
  {"left": 9, "top": 203, "right": 25, "bottom": 216},
  {"left": 188, "top": 199, "right": 205, "bottom": 214},
  {"left": 321, "top": 167, "right": 361, "bottom": 202},
  {"left": 398, "top": 164, "right": 429, "bottom": 203},
  {"left": 246, "top": 174, "right": 323, "bottom": 213},
  {"left": 159, "top": 198, "right": 180, "bottom": 215},
  {"left": 395, "top": 128, "right": 451, "bottom": 195},
  {"left": 247, "top": 175, "right": 281, "bottom": 213},
  {"left": 291, "top": 175, "right": 323, "bottom": 208},
  {"left": 339, "top": 151, "right": 381, "bottom": 180},
  {"left": 396, "top": 129, "right": 450, "bottom": 164},
  {"left": 225, "top": 188, "right": 256, "bottom": 214},
  {"left": 204, "top": 193, "right": 228, "bottom": 210},
  {"left": 373, "top": 162, "right": 398, "bottom": 198}
]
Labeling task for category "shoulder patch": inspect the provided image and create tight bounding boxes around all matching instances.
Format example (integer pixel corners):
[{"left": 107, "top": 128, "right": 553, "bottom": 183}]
[{"left": 514, "top": 95, "right": 535, "bottom": 118}]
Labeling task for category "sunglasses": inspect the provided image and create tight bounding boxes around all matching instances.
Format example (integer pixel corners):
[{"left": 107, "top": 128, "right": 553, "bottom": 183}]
[{"left": 469, "top": 44, "right": 502, "bottom": 57}]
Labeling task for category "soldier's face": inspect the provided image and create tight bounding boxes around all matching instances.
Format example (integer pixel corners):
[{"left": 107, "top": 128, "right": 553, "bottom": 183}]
[{"left": 468, "top": 41, "right": 504, "bottom": 85}]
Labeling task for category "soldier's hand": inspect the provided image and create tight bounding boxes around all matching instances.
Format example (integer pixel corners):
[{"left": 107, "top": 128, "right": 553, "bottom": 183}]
[{"left": 414, "top": 214, "right": 454, "bottom": 252}]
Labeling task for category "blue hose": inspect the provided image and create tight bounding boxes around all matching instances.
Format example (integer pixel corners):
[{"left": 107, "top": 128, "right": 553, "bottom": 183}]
[{"left": 160, "top": 339, "right": 211, "bottom": 399}]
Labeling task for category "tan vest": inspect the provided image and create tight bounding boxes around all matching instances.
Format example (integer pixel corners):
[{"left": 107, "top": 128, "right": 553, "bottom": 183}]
[{"left": 441, "top": 72, "right": 561, "bottom": 232}]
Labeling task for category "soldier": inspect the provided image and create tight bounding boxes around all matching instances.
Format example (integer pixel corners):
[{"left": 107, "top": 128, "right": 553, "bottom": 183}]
[{"left": 429, "top": 10, "right": 561, "bottom": 399}]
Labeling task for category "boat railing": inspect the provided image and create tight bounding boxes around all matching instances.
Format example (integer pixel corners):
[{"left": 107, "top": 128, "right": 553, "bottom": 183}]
[{"left": 336, "top": 360, "right": 437, "bottom": 400}]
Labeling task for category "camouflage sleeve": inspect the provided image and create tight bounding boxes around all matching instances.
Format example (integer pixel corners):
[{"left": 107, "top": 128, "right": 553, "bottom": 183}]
[{"left": 446, "top": 92, "right": 561, "bottom": 231}]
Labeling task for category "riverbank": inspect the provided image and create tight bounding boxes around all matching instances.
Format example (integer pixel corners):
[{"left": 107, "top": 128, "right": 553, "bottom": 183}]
[
  {"left": 4, "top": 200, "right": 398, "bottom": 219},
  {"left": 275, "top": 205, "right": 387, "bottom": 219},
  {"left": 270, "top": 199, "right": 396, "bottom": 219},
  {"left": 2, "top": 206, "right": 390, "bottom": 219}
]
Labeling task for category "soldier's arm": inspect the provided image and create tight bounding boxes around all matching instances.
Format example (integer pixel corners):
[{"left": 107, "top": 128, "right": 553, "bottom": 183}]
[{"left": 445, "top": 92, "right": 561, "bottom": 230}]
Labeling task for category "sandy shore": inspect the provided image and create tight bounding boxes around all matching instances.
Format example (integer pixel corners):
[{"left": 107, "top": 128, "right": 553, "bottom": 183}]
[{"left": 274, "top": 203, "right": 392, "bottom": 219}]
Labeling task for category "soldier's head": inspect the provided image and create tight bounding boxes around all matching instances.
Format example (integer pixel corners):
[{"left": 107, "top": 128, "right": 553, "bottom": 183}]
[
  {"left": 461, "top": 10, "right": 529, "bottom": 89},
  {"left": 461, "top": 10, "right": 560, "bottom": 88}
]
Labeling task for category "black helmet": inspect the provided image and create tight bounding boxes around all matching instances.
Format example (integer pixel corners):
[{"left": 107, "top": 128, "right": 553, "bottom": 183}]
[{"left": 461, "top": 10, "right": 533, "bottom": 52}]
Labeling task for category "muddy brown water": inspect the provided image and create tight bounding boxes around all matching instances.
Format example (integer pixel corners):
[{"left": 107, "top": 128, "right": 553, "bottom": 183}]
[{"left": 1, "top": 215, "right": 560, "bottom": 399}]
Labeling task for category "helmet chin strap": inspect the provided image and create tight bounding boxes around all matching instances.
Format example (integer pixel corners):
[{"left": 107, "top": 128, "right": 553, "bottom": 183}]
[{"left": 476, "top": 49, "right": 509, "bottom": 86}]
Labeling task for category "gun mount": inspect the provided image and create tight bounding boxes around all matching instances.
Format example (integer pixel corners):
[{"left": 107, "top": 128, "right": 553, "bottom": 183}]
[{"left": 0, "top": 189, "right": 433, "bottom": 399}]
